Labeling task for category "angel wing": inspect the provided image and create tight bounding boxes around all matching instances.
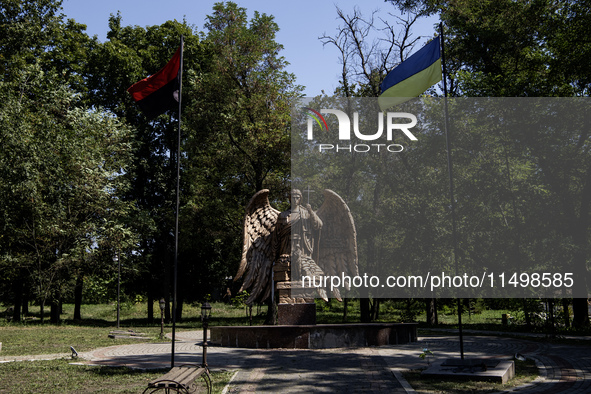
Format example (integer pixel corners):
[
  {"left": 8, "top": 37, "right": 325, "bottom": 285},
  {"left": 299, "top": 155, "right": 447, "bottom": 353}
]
[
  {"left": 234, "top": 189, "right": 280, "bottom": 305},
  {"left": 316, "top": 189, "right": 359, "bottom": 300}
]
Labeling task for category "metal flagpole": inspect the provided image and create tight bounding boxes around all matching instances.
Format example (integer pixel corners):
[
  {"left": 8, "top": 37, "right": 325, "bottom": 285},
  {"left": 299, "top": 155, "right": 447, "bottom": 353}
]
[
  {"left": 439, "top": 22, "right": 464, "bottom": 360},
  {"left": 171, "top": 34, "right": 184, "bottom": 368}
]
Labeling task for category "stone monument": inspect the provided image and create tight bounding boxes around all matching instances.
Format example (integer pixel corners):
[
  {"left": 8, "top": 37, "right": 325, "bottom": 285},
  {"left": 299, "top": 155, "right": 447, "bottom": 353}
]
[{"left": 234, "top": 188, "right": 358, "bottom": 325}]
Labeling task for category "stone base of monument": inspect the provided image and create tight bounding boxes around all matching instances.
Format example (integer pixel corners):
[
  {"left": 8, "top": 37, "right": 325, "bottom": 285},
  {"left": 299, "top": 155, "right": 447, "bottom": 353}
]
[
  {"left": 277, "top": 303, "right": 316, "bottom": 325},
  {"left": 421, "top": 358, "right": 515, "bottom": 384},
  {"left": 210, "top": 323, "right": 417, "bottom": 349}
]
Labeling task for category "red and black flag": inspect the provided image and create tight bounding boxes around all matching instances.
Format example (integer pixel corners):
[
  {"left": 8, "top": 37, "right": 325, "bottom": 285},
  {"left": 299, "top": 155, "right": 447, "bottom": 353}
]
[{"left": 127, "top": 46, "right": 182, "bottom": 118}]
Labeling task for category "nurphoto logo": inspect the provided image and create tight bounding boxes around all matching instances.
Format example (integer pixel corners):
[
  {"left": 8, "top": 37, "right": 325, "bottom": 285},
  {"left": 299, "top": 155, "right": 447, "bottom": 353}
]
[{"left": 304, "top": 108, "right": 418, "bottom": 153}]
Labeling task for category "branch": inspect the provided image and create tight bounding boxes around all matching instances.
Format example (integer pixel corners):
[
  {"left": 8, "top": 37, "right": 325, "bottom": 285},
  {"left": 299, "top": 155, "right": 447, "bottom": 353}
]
[{"left": 319, "top": 5, "right": 420, "bottom": 96}]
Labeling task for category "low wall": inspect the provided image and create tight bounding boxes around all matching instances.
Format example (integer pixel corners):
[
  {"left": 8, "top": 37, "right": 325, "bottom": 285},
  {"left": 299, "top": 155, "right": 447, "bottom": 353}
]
[{"left": 210, "top": 323, "right": 417, "bottom": 349}]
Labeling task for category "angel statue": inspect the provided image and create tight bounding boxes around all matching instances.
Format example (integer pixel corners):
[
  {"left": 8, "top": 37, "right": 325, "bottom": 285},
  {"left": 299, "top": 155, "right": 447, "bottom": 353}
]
[
  {"left": 275, "top": 189, "right": 327, "bottom": 300},
  {"left": 234, "top": 188, "right": 358, "bottom": 309}
]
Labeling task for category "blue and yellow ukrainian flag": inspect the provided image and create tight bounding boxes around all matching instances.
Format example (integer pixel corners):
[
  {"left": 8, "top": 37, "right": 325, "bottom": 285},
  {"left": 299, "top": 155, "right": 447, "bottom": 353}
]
[{"left": 378, "top": 36, "right": 442, "bottom": 110}]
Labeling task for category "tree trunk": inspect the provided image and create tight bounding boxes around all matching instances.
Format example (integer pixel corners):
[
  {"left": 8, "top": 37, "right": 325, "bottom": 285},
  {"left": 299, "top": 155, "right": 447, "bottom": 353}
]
[
  {"left": 50, "top": 298, "right": 60, "bottom": 324},
  {"left": 164, "top": 254, "right": 171, "bottom": 323},
  {"left": 426, "top": 298, "right": 438, "bottom": 325},
  {"left": 176, "top": 296, "right": 183, "bottom": 322},
  {"left": 147, "top": 290, "right": 154, "bottom": 324},
  {"left": 571, "top": 247, "right": 590, "bottom": 328},
  {"left": 522, "top": 299, "right": 532, "bottom": 328},
  {"left": 264, "top": 296, "right": 277, "bottom": 325},
  {"left": 572, "top": 298, "right": 589, "bottom": 328},
  {"left": 74, "top": 274, "right": 83, "bottom": 320},
  {"left": 371, "top": 299, "right": 380, "bottom": 321},
  {"left": 360, "top": 298, "right": 371, "bottom": 323},
  {"left": 547, "top": 299, "right": 556, "bottom": 338},
  {"left": 12, "top": 279, "right": 23, "bottom": 322},
  {"left": 562, "top": 298, "right": 570, "bottom": 328},
  {"left": 569, "top": 164, "right": 591, "bottom": 328},
  {"left": 22, "top": 290, "right": 29, "bottom": 316},
  {"left": 165, "top": 294, "right": 171, "bottom": 324},
  {"left": 22, "top": 281, "right": 31, "bottom": 319}
]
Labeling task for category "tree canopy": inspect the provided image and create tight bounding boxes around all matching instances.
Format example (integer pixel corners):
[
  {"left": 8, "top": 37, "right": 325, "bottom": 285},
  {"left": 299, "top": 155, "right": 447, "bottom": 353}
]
[
  {"left": 1, "top": 0, "right": 589, "bottom": 330},
  {"left": 0, "top": 0, "right": 299, "bottom": 322}
]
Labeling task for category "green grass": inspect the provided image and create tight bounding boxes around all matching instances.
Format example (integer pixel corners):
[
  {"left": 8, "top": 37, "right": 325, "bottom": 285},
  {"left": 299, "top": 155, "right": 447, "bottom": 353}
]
[
  {"left": 402, "top": 358, "right": 539, "bottom": 393},
  {"left": 0, "top": 358, "right": 233, "bottom": 394},
  {"left": 422, "top": 308, "right": 515, "bottom": 326},
  {"left": 0, "top": 302, "right": 257, "bottom": 357},
  {"left": 0, "top": 302, "right": 242, "bottom": 393},
  {"left": 0, "top": 324, "right": 167, "bottom": 356},
  {"left": 0, "top": 301, "right": 270, "bottom": 357},
  {"left": 3, "top": 300, "right": 589, "bottom": 357}
]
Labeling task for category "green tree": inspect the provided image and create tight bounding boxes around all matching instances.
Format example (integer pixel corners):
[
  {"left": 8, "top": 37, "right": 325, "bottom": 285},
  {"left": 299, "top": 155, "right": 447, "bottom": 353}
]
[
  {"left": 0, "top": 65, "right": 134, "bottom": 322},
  {"left": 83, "top": 15, "right": 208, "bottom": 321},
  {"left": 0, "top": 0, "right": 92, "bottom": 91},
  {"left": 389, "top": 0, "right": 591, "bottom": 327},
  {"left": 0, "top": 0, "right": 63, "bottom": 79},
  {"left": 319, "top": 4, "right": 443, "bottom": 323},
  {"left": 182, "top": 2, "right": 301, "bottom": 315},
  {"left": 188, "top": 1, "right": 297, "bottom": 193},
  {"left": 0, "top": 0, "right": 137, "bottom": 322}
]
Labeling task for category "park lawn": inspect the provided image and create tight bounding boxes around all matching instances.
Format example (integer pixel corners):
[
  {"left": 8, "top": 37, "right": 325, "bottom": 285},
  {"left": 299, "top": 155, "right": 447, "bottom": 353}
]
[
  {"left": 0, "top": 300, "right": 581, "bottom": 357},
  {"left": 0, "top": 358, "right": 233, "bottom": 394},
  {"left": 0, "top": 325, "right": 165, "bottom": 356},
  {"left": 0, "top": 301, "right": 251, "bottom": 356},
  {"left": 0, "top": 302, "right": 243, "bottom": 393},
  {"left": 0, "top": 300, "right": 275, "bottom": 357}
]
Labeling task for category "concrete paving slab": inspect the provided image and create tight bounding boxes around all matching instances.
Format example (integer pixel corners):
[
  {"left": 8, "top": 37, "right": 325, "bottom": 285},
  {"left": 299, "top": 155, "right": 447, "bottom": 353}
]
[{"left": 421, "top": 358, "right": 515, "bottom": 384}]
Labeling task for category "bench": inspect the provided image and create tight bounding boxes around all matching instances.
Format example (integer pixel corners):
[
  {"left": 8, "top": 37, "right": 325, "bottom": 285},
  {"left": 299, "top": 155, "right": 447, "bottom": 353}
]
[{"left": 143, "top": 365, "right": 211, "bottom": 394}]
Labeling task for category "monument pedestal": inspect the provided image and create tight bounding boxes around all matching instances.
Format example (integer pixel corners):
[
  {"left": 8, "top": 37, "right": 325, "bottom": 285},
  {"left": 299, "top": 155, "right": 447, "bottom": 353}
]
[
  {"left": 274, "top": 260, "right": 318, "bottom": 325},
  {"left": 211, "top": 323, "right": 418, "bottom": 349},
  {"left": 278, "top": 303, "right": 316, "bottom": 325}
]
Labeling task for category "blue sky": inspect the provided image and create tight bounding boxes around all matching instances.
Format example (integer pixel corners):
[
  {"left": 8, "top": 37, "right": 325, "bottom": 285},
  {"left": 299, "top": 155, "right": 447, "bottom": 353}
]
[{"left": 61, "top": 0, "right": 439, "bottom": 96}]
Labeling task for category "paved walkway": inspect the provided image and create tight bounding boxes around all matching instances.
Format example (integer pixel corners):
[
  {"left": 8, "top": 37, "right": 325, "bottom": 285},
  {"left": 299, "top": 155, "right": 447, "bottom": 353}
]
[
  {"left": 71, "top": 330, "right": 591, "bottom": 393},
  {"left": 4, "top": 329, "right": 591, "bottom": 393},
  {"left": 80, "top": 333, "right": 407, "bottom": 393}
]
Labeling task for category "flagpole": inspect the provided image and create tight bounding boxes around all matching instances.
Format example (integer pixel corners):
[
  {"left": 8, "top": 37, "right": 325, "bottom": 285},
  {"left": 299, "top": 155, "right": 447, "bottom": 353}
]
[
  {"left": 171, "top": 34, "right": 184, "bottom": 368},
  {"left": 439, "top": 22, "right": 464, "bottom": 360}
]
